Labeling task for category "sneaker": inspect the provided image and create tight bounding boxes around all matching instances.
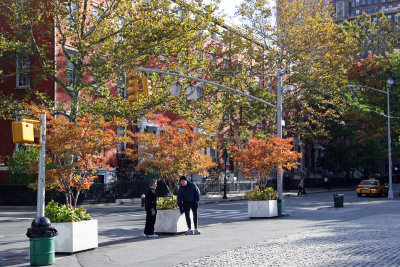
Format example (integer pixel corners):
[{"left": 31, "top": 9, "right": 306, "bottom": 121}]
[
  {"left": 185, "top": 229, "right": 193, "bottom": 235},
  {"left": 148, "top": 234, "right": 158, "bottom": 238},
  {"left": 193, "top": 229, "right": 201, "bottom": 235},
  {"left": 143, "top": 234, "right": 149, "bottom": 238}
]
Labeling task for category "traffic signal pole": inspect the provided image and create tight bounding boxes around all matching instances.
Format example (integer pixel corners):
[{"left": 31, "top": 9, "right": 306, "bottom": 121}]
[
  {"left": 137, "top": 67, "right": 286, "bottom": 212},
  {"left": 37, "top": 113, "right": 47, "bottom": 218}
]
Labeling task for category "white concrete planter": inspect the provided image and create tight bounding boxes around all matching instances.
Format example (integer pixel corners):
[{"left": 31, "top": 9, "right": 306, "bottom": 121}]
[
  {"left": 154, "top": 209, "right": 193, "bottom": 234},
  {"left": 248, "top": 200, "right": 278, "bottom": 218},
  {"left": 52, "top": 219, "right": 98, "bottom": 253}
]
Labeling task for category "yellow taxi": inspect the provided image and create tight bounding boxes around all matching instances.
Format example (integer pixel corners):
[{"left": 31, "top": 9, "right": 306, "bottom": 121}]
[{"left": 356, "top": 179, "right": 388, "bottom": 197}]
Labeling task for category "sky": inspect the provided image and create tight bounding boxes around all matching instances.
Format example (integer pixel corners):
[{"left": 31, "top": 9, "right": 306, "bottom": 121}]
[{"left": 209, "top": 0, "right": 243, "bottom": 25}]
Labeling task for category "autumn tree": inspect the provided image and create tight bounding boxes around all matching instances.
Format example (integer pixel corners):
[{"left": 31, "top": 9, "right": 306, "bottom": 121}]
[
  {"left": 234, "top": 0, "right": 357, "bottom": 177},
  {"left": 0, "top": 0, "right": 219, "bottom": 122},
  {"left": 33, "top": 111, "right": 128, "bottom": 209},
  {"left": 326, "top": 50, "right": 400, "bottom": 176},
  {"left": 231, "top": 135, "right": 302, "bottom": 190},
  {"left": 125, "top": 114, "right": 217, "bottom": 207}
]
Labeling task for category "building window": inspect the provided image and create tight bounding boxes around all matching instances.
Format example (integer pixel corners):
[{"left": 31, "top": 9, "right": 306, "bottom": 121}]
[
  {"left": 117, "top": 17, "right": 125, "bottom": 42},
  {"left": 361, "top": 0, "right": 366, "bottom": 5},
  {"left": 66, "top": 50, "right": 77, "bottom": 88},
  {"left": 374, "top": 0, "right": 378, "bottom": 3},
  {"left": 395, "top": 14, "right": 399, "bottom": 21},
  {"left": 356, "top": 9, "right": 360, "bottom": 15},
  {"left": 67, "top": 2, "right": 78, "bottom": 28},
  {"left": 388, "top": 14, "right": 392, "bottom": 20},
  {"left": 336, "top": 1, "right": 345, "bottom": 19},
  {"left": 117, "top": 71, "right": 126, "bottom": 97},
  {"left": 367, "top": 0, "right": 371, "bottom": 4},
  {"left": 16, "top": 52, "right": 30, "bottom": 88},
  {"left": 209, "top": 53, "right": 216, "bottom": 71},
  {"left": 356, "top": 0, "right": 360, "bottom": 6}
]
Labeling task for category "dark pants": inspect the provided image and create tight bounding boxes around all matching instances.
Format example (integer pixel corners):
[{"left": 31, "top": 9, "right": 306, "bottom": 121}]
[
  {"left": 183, "top": 201, "right": 198, "bottom": 229},
  {"left": 297, "top": 186, "right": 306, "bottom": 196},
  {"left": 144, "top": 210, "right": 156, "bottom": 235}
]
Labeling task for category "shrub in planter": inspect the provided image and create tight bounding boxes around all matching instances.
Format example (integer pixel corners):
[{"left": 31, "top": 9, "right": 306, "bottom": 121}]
[
  {"left": 45, "top": 200, "right": 97, "bottom": 253},
  {"left": 244, "top": 186, "right": 278, "bottom": 201},
  {"left": 45, "top": 200, "right": 92, "bottom": 222},
  {"left": 157, "top": 195, "right": 178, "bottom": 210}
]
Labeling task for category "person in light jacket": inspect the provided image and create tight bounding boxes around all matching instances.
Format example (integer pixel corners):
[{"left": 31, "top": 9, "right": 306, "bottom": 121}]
[
  {"left": 144, "top": 179, "right": 158, "bottom": 238},
  {"left": 177, "top": 176, "right": 201, "bottom": 235},
  {"left": 297, "top": 177, "right": 307, "bottom": 196}
]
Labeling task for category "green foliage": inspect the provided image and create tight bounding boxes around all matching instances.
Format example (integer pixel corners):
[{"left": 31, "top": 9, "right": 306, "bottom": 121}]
[
  {"left": 243, "top": 186, "right": 279, "bottom": 201},
  {"left": 156, "top": 195, "right": 178, "bottom": 210},
  {"left": 7, "top": 147, "right": 39, "bottom": 185},
  {"left": 45, "top": 200, "right": 92, "bottom": 223}
]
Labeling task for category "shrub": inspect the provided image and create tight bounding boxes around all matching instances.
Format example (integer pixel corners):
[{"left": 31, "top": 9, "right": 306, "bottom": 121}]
[
  {"left": 157, "top": 195, "right": 178, "bottom": 210},
  {"left": 45, "top": 200, "right": 92, "bottom": 222},
  {"left": 244, "top": 186, "right": 279, "bottom": 201},
  {"left": 7, "top": 147, "right": 39, "bottom": 185}
]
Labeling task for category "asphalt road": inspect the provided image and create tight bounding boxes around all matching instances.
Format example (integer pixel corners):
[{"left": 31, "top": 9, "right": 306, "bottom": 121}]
[{"left": 0, "top": 190, "right": 397, "bottom": 266}]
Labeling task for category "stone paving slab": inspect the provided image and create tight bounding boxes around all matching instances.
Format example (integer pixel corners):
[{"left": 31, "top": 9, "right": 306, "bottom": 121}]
[{"left": 176, "top": 214, "right": 400, "bottom": 267}]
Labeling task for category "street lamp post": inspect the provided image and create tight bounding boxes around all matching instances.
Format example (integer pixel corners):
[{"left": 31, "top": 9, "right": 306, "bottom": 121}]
[
  {"left": 348, "top": 78, "right": 394, "bottom": 199},
  {"left": 222, "top": 149, "right": 229, "bottom": 199}
]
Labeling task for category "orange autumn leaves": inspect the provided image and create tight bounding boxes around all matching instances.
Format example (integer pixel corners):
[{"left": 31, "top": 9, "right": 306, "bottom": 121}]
[
  {"left": 231, "top": 136, "right": 302, "bottom": 186},
  {"left": 45, "top": 114, "right": 127, "bottom": 208},
  {"left": 124, "top": 114, "right": 217, "bottom": 196}
]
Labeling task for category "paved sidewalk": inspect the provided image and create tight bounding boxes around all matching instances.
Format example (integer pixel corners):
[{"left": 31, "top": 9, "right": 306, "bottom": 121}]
[{"left": 177, "top": 213, "right": 400, "bottom": 267}]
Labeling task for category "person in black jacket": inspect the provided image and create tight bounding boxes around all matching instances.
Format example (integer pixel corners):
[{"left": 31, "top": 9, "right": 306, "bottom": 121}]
[
  {"left": 144, "top": 179, "right": 158, "bottom": 238},
  {"left": 177, "top": 176, "right": 201, "bottom": 235}
]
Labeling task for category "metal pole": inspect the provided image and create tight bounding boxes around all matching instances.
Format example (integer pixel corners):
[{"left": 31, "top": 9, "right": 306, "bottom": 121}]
[
  {"left": 136, "top": 67, "right": 277, "bottom": 109},
  {"left": 223, "top": 166, "right": 228, "bottom": 199},
  {"left": 277, "top": 69, "right": 283, "bottom": 200},
  {"left": 387, "top": 88, "right": 394, "bottom": 199},
  {"left": 37, "top": 113, "right": 46, "bottom": 217}
]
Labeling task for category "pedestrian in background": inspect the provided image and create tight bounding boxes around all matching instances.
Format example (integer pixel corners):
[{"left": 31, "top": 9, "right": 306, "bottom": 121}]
[
  {"left": 324, "top": 176, "right": 330, "bottom": 190},
  {"left": 144, "top": 179, "right": 158, "bottom": 238},
  {"left": 177, "top": 176, "right": 201, "bottom": 235},
  {"left": 297, "top": 177, "right": 307, "bottom": 196}
]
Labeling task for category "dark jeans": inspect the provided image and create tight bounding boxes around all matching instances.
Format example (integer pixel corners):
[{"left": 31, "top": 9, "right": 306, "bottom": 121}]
[
  {"left": 183, "top": 201, "right": 198, "bottom": 229},
  {"left": 144, "top": 210, "right": 156, "bottom": 235},
  {"left": 297, "top": 186, "right": 306, "bottom": 196}
]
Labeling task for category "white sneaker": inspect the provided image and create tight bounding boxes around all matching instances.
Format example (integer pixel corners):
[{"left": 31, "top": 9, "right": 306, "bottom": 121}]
[
  {"left": 148, "top": 234, "right": 158, "bottom": 238},
  {"left": 185, "top": 229, "right": 193, "bottom": 235},
  {"left": 143, "top": 234, "right": 149, "bottom": 238}
]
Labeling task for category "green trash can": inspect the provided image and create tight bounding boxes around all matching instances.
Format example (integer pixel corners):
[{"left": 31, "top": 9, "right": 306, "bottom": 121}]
[
  {"left": 27, "top": 217, "right": 58, "bottom": 266},
  {"left": 333, "top": 193, "right": 344, "bottom": 208},
  {"left": 277, "top": 199, "right": 282, "bottom": 217},
  {"left": 30, "top": 237, "right": 55, "bottom": 266}
]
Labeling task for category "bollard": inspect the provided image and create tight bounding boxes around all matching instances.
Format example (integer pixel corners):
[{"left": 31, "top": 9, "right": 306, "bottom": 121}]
[{"left": 141, "top": 194, "right": 146, "bottom": 207}]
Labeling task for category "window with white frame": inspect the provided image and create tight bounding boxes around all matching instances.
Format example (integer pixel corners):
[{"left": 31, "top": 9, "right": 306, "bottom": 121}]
[
  {"left": 117, "top": 71, "right": 126, "bottom": 97},
  {"left": 92, "top": 5, "right": 101, "bottom": 20},
  {"left": 210, "top": 53, "right": 216, "bottom": 71},
  {"left": 66, "top": 50, "right": 77, "bottom": 88},
  {"left": 16, "top": 52, "right": 30, "bottom": 88},
  {"left": 117, "top": 17, "right": 125, "bottom": 42},
  {"left": 67, "top": 2, "right": 78, "bottom": 29}
]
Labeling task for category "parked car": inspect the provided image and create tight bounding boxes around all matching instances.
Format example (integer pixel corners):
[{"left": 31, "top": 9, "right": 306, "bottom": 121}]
[{"left": 356, "top": 179, "right": 388, "bottom": 197}]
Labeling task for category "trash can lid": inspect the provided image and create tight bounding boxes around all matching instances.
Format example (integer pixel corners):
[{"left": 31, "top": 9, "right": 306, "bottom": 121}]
[{"left": 31, "top": 217, "right": 51, "bottom": 228}]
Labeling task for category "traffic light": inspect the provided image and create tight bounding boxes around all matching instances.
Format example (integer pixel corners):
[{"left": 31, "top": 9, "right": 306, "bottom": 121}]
[{"left": 126, "top": 70, "right": 150, "bottom": 102}]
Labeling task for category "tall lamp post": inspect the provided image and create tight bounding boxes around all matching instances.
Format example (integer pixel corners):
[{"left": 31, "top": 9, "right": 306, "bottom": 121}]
[
  {"left": 222, "top": 149, "right": 229, "bottom": 199},
  {"left": 348, "top": 77, "right": 395, "bottom": 199}
]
